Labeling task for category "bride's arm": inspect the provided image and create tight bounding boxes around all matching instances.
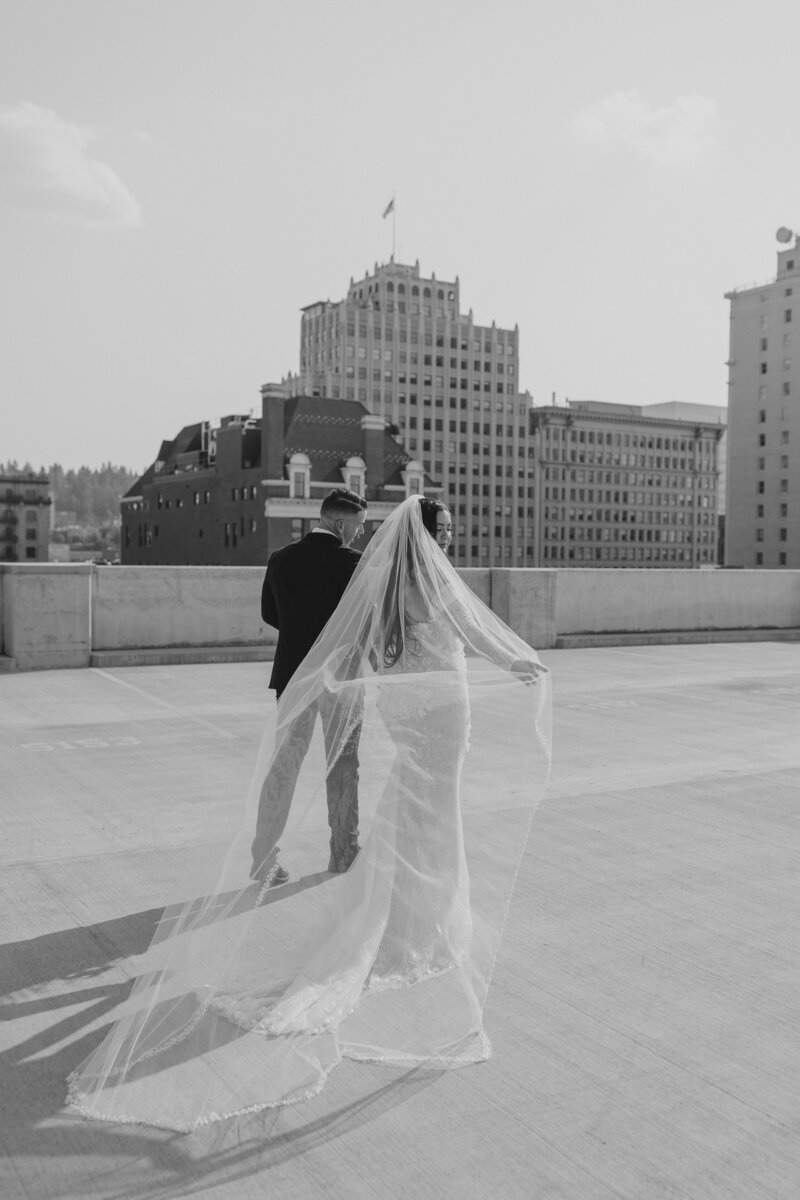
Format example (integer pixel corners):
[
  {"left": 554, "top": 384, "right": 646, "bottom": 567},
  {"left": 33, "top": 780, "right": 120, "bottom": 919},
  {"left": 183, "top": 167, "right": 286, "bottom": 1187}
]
[{"left": 444, "top": 592, "right": 548, "bottom": 682}]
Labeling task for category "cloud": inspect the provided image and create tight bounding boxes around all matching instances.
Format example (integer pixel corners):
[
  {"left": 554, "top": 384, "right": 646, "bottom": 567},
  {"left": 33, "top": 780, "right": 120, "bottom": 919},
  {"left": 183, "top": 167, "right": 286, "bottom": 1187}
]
[
  {"left": 0, "top": 101, "right": 141, "bottom": 228},
  {"left": 573, "top": 91, "right": 718, "bottom": 168}
]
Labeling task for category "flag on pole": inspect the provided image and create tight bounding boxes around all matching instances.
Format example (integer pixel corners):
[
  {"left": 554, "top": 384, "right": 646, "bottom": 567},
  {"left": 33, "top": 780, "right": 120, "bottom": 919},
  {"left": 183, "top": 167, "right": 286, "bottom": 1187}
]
[{"left": 382, "top": 197, "right": 395, "bottom": 219}]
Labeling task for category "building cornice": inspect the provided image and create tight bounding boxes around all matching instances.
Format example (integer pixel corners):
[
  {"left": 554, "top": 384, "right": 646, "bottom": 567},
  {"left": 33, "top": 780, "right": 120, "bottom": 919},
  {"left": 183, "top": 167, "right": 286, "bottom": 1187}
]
[{"left": 531, "top": 408, "right": 725, "bottom": 434}]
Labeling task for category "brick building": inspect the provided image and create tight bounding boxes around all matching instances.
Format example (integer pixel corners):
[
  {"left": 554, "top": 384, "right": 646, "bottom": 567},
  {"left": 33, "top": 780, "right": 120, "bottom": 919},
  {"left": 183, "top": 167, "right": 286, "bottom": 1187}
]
[
  {"left": 121, "top": 387, "right": 439, "bottom": 565},
  {"left": 1, "top": 473, "right": 52, "bottom": 562}
]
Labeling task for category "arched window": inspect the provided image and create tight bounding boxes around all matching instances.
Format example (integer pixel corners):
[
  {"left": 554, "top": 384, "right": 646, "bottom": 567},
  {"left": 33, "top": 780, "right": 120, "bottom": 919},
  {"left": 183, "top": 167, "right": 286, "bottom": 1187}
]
[
  {"left": 398, "top": 283, "right": 406, "bottom": 294},
  {"left": 411, "top": 285, "right": 419, "bottom": 297},
  {"left": 387, "top": 281, "right": 394, "bottom": 293},
  {"left": 437, "top": 289, "right": 444, "bottom": 300},
  {"left": 423, "top": 287, "right": 431, "bottom": 298}
]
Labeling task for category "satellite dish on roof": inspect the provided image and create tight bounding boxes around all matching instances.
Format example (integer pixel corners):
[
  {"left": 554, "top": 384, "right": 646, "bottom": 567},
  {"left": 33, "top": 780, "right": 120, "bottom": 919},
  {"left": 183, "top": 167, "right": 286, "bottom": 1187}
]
[{"left": 776, "top": 226, "right": 794, "bottom": 243}]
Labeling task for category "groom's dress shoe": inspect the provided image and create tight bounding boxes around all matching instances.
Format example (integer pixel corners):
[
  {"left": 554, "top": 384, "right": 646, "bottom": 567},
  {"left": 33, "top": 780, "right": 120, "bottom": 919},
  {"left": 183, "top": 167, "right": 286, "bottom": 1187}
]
[{"left": 252, "top": 863, "right": 290, "bottom": 887}]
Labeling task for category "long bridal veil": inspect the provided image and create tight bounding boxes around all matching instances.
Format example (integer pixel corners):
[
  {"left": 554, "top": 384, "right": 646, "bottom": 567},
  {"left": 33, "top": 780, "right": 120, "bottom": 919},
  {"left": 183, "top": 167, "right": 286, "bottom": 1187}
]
[{"left": 68, "top": 496, "right": 552, "bottom": 1131}]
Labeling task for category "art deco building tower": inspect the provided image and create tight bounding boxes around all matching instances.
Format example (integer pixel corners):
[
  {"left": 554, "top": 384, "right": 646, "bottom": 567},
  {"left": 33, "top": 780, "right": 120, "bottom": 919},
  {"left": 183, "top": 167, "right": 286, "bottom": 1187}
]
[{"left": 292, "top": 260, "right": 535, "bottom": 567}]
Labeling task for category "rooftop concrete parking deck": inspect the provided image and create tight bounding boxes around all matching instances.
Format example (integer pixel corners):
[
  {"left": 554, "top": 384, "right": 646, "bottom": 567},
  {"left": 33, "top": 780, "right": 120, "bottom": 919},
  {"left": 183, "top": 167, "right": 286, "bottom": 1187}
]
[{"left": 1, "top": 643, "right": 799, "bottom": 1199}]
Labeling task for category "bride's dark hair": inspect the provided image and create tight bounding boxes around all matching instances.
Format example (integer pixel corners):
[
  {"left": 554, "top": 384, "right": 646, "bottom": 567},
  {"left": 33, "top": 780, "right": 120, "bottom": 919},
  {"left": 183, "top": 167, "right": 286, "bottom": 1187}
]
[
  {"left": 381, "top": 497, "right": 449, "bottom": 669},
  {"left": 418, "top": 497, "right": 450, "bottom": 539}
]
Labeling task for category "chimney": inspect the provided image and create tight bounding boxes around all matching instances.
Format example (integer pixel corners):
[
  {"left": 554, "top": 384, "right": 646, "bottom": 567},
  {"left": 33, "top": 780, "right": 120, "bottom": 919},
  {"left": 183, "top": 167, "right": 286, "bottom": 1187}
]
[
  {"left": 361, "top": 413, "right": 386, "bottom": 498},
  {"left": 261, "top": 383, "right": 287, "bottom": 480}
]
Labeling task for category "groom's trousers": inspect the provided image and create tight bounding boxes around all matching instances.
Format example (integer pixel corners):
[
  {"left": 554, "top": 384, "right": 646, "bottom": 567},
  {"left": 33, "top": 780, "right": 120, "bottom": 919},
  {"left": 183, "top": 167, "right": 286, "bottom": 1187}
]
[{"left": 250, "top": 688, "right": 362, "bottom": 878}]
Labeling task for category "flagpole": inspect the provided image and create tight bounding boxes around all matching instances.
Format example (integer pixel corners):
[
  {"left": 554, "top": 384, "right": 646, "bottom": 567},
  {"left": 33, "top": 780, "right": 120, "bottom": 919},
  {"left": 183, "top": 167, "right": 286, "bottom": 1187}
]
[{"left": 382, "top": 193, "right": 397, "bottom": 259}]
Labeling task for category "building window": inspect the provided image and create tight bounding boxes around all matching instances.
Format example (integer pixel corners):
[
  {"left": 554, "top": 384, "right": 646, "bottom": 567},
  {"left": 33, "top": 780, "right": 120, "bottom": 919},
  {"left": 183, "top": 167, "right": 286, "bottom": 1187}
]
[
  {"left": 26, "top": 546, "right": 37, "bottom": 559},
  {"left": 402, "top": 460, "right": 425, "bottom": 496},
  {"left": 786, "top": 309, "right": 793, "bottom": 323},
  {"left": 343, "top": 456, "right": 366, "bottom": 496},
  {"left": 288, "top": 452, "right": 311, "bottom": 498}
]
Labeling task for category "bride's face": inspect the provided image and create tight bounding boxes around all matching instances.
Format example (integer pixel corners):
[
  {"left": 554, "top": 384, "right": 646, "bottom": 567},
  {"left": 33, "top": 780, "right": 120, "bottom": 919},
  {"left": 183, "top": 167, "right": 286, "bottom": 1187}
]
[{"left": 435, "top": 510, "right": 453, "bottom": 552}]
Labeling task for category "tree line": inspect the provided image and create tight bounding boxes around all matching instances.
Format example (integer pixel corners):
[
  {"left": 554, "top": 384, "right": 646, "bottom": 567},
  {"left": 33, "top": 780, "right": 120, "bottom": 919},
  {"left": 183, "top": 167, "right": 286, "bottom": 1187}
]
[{"left": 1, "top": 462, "right": 139, "bottom": 526}]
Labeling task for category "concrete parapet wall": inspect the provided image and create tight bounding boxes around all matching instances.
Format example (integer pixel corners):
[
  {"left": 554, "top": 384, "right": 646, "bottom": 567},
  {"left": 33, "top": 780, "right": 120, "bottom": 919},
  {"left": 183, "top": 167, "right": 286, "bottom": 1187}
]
[
  {"left": 455, "top": 568, "right": 490, "bottom": 608},
  {"left": 0, "top": 564, "right": 93, "bottom": 670},
  {"left": 556, "top": 569, "right": 800, "bottom": 634},
  {"left": 92, "top": 566, "right": 276, "bottom": 650},
  {"left": 491, "top": 569, "right": 558, "bottom": 649},
  {"left": 1, "top": 563, "right": 798, "bottom": 670}
]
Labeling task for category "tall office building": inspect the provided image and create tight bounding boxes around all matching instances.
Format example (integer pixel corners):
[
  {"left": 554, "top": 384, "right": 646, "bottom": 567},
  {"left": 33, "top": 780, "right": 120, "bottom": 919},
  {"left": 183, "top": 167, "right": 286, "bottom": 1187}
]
[
  {"left": 293, "top": 260, "right": 534, "bottom": 566},
  {"left": 725, "top": 237, "right": 799, "bottom": 567},
  {"left": 529, "top": 401, "right": 723, "bottom": 567}
]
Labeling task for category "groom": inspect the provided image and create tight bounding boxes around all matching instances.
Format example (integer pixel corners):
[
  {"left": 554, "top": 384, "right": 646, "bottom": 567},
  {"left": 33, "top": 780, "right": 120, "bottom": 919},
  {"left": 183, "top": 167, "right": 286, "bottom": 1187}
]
[{"left": 250, "top": 488, "right": 368, "bottom": 885}]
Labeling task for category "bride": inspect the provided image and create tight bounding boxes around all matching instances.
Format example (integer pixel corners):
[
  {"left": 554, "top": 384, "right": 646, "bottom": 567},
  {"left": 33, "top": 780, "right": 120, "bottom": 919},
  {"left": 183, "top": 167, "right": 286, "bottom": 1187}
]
[{"left": 68, "top": 495, "right": 551, "bottom": 1131}]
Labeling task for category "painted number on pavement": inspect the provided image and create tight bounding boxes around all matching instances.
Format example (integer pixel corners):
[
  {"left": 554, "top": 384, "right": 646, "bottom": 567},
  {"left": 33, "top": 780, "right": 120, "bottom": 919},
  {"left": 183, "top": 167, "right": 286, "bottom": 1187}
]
[{"left": 20, "top": 737, "right": 142, "bottom": 752}]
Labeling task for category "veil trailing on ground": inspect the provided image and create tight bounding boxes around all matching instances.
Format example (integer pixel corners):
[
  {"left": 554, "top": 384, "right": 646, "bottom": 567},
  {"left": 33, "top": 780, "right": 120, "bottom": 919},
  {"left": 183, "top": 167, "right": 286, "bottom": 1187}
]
[{"left": 68, "top": 496, "right": 552, "bottom": 1131}]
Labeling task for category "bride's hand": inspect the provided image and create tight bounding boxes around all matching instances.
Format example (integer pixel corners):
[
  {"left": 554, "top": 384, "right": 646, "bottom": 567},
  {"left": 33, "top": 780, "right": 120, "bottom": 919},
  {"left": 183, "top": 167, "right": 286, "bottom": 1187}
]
[{"left": 510, "top": 658, "right": 549, "bottom": 685}]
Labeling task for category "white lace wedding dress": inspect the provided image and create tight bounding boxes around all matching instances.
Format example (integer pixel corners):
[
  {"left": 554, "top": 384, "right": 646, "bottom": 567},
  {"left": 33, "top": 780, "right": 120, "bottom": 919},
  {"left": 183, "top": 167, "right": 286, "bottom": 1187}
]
[{"left": 67, "top": 498, "right": 551, "bottom": 1130}]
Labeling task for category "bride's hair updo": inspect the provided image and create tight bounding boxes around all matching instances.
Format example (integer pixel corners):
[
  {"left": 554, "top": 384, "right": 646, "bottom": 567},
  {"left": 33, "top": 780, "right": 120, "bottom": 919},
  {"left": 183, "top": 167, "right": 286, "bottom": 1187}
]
[{"left": 418, "top": 497, "right": 450, "bottom": 539}]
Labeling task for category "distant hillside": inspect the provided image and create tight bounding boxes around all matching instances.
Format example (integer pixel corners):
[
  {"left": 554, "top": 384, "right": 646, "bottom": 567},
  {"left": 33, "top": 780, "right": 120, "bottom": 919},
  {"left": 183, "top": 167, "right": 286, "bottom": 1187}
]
[{"left": 0, "top": 461, "right": 139, "bottom": 527}]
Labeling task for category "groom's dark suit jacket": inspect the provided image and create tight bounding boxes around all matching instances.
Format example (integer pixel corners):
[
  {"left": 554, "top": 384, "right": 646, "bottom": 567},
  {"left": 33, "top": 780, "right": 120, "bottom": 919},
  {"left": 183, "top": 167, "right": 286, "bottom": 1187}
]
[{"left": 261, "top": 531, "right": 362, "bottom": 697}]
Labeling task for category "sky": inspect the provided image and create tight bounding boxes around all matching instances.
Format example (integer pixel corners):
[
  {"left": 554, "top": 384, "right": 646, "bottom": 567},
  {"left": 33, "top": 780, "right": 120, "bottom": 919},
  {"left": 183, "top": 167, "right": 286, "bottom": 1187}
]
[{"left": 2, "top": 0, "right": 799, "bottom": 472}]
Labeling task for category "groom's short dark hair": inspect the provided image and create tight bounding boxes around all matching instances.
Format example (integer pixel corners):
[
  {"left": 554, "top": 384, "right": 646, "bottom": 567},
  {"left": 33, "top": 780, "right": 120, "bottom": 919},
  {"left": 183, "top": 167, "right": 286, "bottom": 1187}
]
[{"left": 320, "top": 488, "right": 367, "bottom": 518}]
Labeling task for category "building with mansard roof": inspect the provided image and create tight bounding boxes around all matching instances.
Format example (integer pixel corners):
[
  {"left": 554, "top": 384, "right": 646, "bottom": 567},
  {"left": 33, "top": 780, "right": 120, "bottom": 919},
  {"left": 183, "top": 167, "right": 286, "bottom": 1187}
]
[{"left": 120, "top": 386, "right": 439, "bottom": 565}]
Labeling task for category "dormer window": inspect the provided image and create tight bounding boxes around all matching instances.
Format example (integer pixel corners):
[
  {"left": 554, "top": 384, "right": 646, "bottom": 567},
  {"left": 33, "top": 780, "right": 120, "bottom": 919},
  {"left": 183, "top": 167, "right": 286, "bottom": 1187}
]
[
  {"left": 342, "top": 455, "right": 366, "bottom": 496},
  {"left": 288, "top": 453, "right": 311, "bottom": 498},
  {"left": 401, "top": 459, "right": 425, "bottom": 497}
]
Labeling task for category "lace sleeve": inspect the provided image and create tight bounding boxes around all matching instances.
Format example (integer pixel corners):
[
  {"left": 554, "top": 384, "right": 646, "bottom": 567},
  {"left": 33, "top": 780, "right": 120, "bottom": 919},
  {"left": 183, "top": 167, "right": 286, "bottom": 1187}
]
[{"left": 444, "top": 593, "right": 519, "bottom": 672}]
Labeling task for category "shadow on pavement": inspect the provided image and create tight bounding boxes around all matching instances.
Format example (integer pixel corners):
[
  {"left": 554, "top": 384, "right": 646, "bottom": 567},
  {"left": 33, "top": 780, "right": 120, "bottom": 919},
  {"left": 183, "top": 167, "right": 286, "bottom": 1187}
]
[{"left": 0, "top": 892, "right": 440, "bottom": 1200}]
